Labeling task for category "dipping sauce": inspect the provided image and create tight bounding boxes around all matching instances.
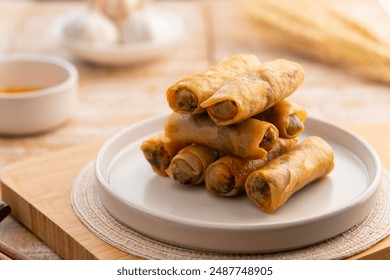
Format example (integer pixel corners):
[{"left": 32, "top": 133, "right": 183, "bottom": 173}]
[{"left": 0, "top": 87, "right": 42, "bottom": 94}]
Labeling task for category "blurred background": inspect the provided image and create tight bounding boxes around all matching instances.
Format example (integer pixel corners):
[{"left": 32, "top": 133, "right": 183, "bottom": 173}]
[{"left": 0, "top": 0, "right": 390, "bottom": 259}]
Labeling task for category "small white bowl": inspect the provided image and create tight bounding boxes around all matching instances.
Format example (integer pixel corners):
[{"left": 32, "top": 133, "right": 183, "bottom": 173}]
[
  {"left": 0, "top": 54, "right": 78, "bottom": 135},
  {"left": 52, "top": 7, "right": 184, "bottom": 66}
]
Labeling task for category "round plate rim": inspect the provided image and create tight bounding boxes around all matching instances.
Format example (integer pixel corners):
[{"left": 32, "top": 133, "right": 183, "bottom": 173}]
[{"left": 94, "top": 114, "right": 382, "bottom": 232}]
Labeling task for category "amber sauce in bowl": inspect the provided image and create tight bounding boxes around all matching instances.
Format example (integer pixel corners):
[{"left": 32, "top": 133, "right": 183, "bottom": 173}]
[
  {"left": 0, "top": 54, "right": 78, "bottom": 135},
  {"left": 0, "top": 87, "right": 43, "bottom": 94}
]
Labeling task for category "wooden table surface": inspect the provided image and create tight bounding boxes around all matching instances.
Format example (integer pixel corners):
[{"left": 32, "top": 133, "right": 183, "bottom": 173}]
[{"left": 0, "top": 0, "right": 390, "bottom": 260}]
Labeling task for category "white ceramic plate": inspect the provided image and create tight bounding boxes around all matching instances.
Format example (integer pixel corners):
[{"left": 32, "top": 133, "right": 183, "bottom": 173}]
[
  {"left": 94, "top": 115, "right": 382, "bottom": 253},
  {"left": 52, "top": 7, "right": 184, "bottom": 66}
]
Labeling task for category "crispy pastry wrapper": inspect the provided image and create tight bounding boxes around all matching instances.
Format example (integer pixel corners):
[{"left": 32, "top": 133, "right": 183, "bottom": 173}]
[
  {"left": 166, "top": 144, "right": 219, "bottom": 185},
  {"left": 166, "top": 54, "right": 261, "bottom": 114},
  {"left": 245, "top": 136, "right": 334, "bottom": 213},
  {"left": 140, "top": 133, "right": 187, "bottom": 176},
  {"left": 205, "top": 138, "right": 297, "bottom": 196},
  {"left": 201, "top": 59, "right": 305, "bottom": 125},
  {"left": 164, "top": 112, "right": 279, "bottom": 159},
  {"left": 254, "top": 99, "right": 307, "bottom": 139}
]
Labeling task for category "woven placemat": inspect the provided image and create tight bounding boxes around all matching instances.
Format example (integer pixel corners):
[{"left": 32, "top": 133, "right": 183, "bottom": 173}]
[{"left": 71, "top": 163, "right": 390, "bottom": 260}]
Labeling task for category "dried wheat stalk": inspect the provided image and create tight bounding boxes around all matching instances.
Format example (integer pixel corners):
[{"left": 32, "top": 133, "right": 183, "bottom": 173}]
[{"left": 244, "top": 0, "right": 390, "bottom": 84}]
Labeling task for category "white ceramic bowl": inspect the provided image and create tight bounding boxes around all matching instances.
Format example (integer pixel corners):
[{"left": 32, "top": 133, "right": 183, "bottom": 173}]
[
  {"left": 0, "top": 54, "right": 78, "bottom": 135},
  {"left": 52, "top": 7, "right": 184, "bottom": 66}
]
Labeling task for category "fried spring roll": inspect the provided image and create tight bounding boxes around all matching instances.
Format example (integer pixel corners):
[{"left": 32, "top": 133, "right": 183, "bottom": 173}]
[
  {"left": 166, "top": 54, "right": 261, "bottom": 114},
  {"left": 140, "top": 133, "right": 187, "bottom": 176},
  {"left": 254, "top": 100, "right": 307, "bottom": 139},
  {"left": 166, "top": 144, "right": 219, "bottom": 185},
  {"left": 164, "top": 112, "right": 279, "bottom": 159},
  {"left": 201, "top": 59, "right": 305, "bottom": 125},
  {"left": 245, "top": 136, "right": 334, "bottom": 213},
  {"left": 205, "top": 138, "right": 297, "bottom": 196}
]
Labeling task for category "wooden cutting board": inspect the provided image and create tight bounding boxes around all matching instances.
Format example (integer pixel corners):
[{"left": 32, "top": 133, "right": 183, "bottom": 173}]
[{"left": 1, "top": 122, "right": 390, "bottom": 260}]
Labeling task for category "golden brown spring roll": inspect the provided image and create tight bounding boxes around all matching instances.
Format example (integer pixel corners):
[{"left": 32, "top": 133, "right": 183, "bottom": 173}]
[
  {"left": 140, "top": 133, "right": 188, "bottom": 176},
  {"left": 201, "top": 59, "right": 305, "bottom": 125},
  {"left": 254, "top": 99, "right": 307, "bottom": 139},
  {"left": 166, "top": 144, "right": 219, "bottom": 185},
  {"left": 204, "top": 138, "right": 297, "bottom": 196},
  {"left": 166, "top": 54, "right": 261, "bottom": 114},
  {"left": 245, "top": 136, "right": 334, "bottom": 213},
  {"left": 164, "top": 112, "right": 279, "bottom": 159}
]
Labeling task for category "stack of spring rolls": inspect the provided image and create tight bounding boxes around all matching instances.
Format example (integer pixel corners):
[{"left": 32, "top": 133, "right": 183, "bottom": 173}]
[{"left": 141, "top": 54, "right": 334, "bottom": 213}]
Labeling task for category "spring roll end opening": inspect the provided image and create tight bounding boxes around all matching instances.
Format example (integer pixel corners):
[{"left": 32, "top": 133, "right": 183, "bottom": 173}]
[
  {"left": 205, "top": 163, "right": 236, "bottom": 196},
  {"left": 285, "top": 114, "right": 305, "bottom": 138},
  {"left": 171, "top": 88, "right": 199, "bottom": 113},
  {"left": 259, "top": 126, "right": 278, "bottom": 151},
  {"left": 206, "top": 100, "right": 238, "bottom": 123},
  {"left": 246, "top": 174, "right": 272, "bottom": 212},
  {"left": 167, "top": 157, "right": 202, "bottom": 185},
  {"left": 141, "top": 146, "right": 169, "bottom": 176}
]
